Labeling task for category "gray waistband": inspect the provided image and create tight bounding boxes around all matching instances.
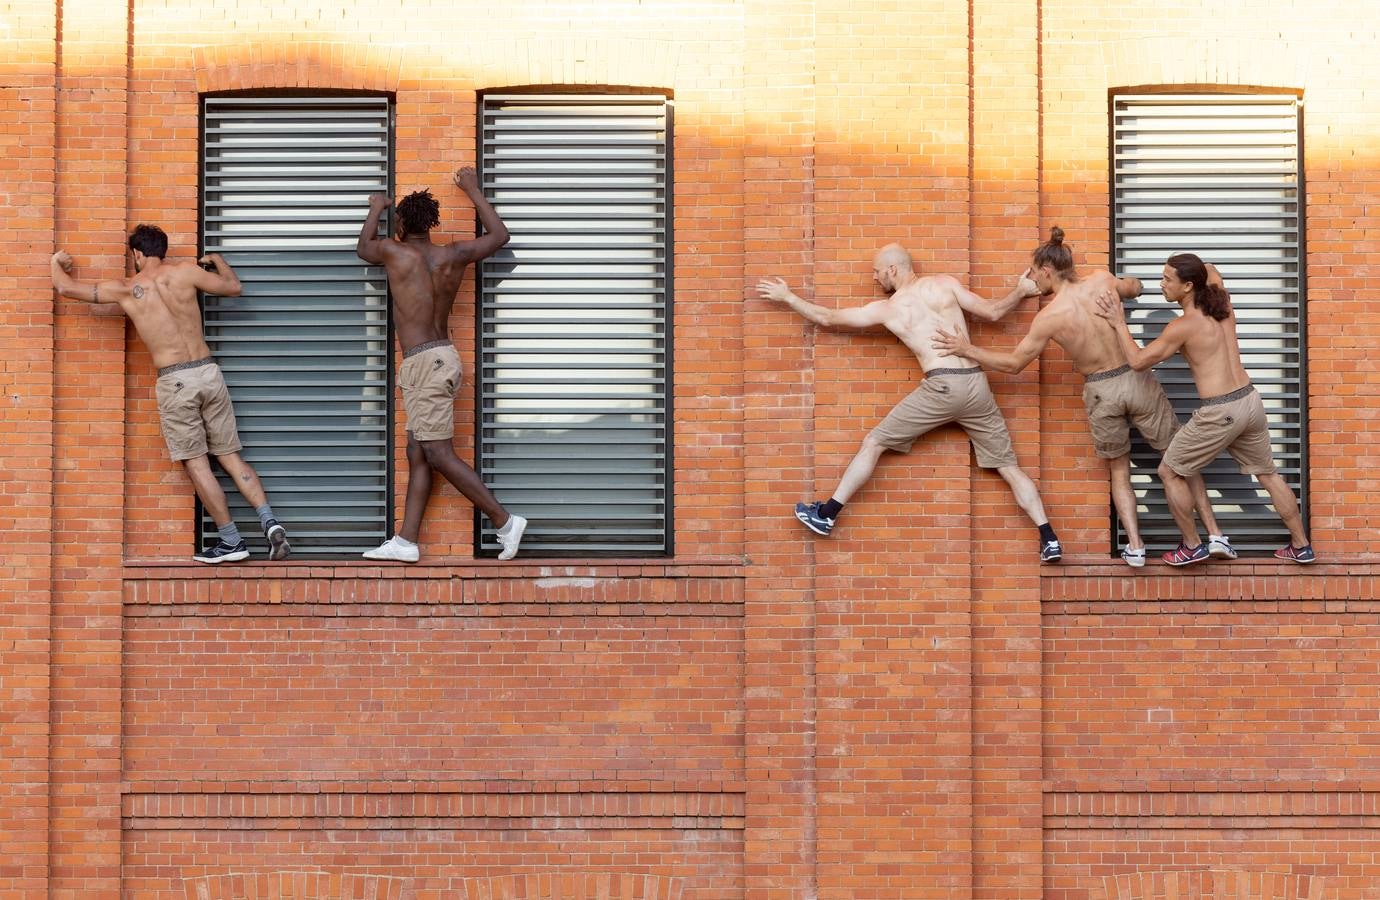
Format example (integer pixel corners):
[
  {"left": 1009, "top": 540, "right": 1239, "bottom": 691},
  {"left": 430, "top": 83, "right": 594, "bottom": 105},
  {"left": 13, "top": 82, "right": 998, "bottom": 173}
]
[
  {"left": 1201, "top": 384, "right": 1256, "bottom": 406},
  {"left": 1085, "top": 364, "right": 1132, "bottom": 383},
  {"left": 403, "top": 339, "right": 453, "bottom": 359},
  {"left": 925, "top": 367, "right": 983, "bottom": 377},
  {"left": 157, "top": 356, "right": 215, "bottom": 377}
]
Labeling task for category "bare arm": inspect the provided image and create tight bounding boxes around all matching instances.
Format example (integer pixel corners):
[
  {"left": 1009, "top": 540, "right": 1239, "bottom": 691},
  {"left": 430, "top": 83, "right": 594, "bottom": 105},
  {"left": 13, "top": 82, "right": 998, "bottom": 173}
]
[
  {"left": 1113, "top": 273, "right": 1143, "bottom": 298},
  {"left": 1094, "top": 287, "right": 1185, "bottom": 371},
  {"left": 50, "top": 251, "right": 130, "bottom": 304},
  {"left": 449, "top": 166, "right": 510, "bottom": 263},
  {"left": 356, "top": 193, "right": 392, "bottom": 263},
  {"left": 931, "top": 318, "right": 1052, "bottom": 375},
  {"left": 753, "top": 277, "right": 889, "bottom": 329},
  {"left": 951, "top": 270, "right": 1041, "bottom": 323},
  {"left": 190, "top": 253, "right": 242, "bottom": 297}
]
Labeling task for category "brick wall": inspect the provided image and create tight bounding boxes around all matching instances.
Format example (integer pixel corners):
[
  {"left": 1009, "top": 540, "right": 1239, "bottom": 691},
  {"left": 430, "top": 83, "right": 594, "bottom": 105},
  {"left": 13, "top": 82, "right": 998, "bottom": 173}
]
[{"left": 4, "top": 1, "right": 1379, "bottom": 897}]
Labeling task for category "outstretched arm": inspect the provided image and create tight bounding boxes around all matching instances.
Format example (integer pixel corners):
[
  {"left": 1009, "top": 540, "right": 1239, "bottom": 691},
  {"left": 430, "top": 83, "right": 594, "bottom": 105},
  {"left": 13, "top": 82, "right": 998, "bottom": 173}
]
[
  {"left": 1113, "top": 273, "right": 1143, "bottom": 298},
  {"left": 1094, "top": 287, "right": 1185, "bottom": 371},
  {"left": 932, "top": 320, "right": 1050, "bottom": 375},
  {"left": 449, "top": 166, "right": 510, "bottom": 263},
  {"left": 356, "top": 193, "right": 392, "bottom": 263},
  {"left": 951, "top": 270, "right": 1041, "bottom": 323},
  {"left": 50, "top": 251, "right": 130, "bottom": 304},
  {"left": 753, "top": 277, "right": 889, "bottom": 329}
]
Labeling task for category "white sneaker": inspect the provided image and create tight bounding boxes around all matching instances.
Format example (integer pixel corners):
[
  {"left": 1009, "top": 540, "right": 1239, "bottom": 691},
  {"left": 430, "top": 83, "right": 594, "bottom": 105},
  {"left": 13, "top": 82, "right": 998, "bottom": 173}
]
[
  {"left": 497, "top": 515, "right": 527, "bottom": 561},
  {"left": 362, "top": 536, "right": 419, "bottom": 563},
  {"left": 1207, "top": 534, "right": 1238, "bottom": 560},
  {"left": 1121, "top": 546, "right": 1146, "bottom": 568}
]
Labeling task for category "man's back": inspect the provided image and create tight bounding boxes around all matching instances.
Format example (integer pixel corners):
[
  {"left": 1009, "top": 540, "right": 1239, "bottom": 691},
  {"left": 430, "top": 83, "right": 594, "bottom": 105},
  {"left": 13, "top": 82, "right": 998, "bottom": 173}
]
[
  {"left": 121, "top": 262, "right": 214, "bottom": 369},
  {"left": 381, "top": 239, "right": 471, "bottom": 351},
  {"left": 1042, "top": 271, "right": 1132, "bottom": 376},
  {"left": 886, "top": 275, "right": 980, "bottom": 372}
]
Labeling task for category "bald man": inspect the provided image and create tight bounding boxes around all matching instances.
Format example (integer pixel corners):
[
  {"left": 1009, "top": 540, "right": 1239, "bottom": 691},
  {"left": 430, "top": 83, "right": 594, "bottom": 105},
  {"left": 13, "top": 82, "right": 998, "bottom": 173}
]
[{"left": 754, "top": 244, "right": 1063, "bottom": 563}]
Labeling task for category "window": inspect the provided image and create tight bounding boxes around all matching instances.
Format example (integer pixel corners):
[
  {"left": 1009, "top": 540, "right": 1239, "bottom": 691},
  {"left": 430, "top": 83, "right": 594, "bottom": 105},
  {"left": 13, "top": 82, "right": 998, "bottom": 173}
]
[
  {"left": 1111, "top": 92, "right": 1306, "bottom": 552},
  {"left": 200, "top": 94, "right": 392, "bottom": 556},
  {"left": 477, "top": 93, "right": 672, "bottom": 556}
]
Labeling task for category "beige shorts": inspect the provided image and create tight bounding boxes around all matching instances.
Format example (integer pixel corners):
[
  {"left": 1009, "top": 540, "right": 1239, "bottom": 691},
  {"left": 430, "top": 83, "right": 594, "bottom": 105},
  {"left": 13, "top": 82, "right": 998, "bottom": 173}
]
[
  {"left": 399, "top": 342, "right": 462, "bottom": 441},
  {"left": 154, "top": 359, "right": 243, "bottom": 462},
  {"left": 1163, "top": 385, "right": 1278, "bottom": 478},
  {"left": 869, "top": 368, "right": 1018, "bottom": 469},
  {"left": 1082, "top": 365, "right": 1180, "bottom": 459}
]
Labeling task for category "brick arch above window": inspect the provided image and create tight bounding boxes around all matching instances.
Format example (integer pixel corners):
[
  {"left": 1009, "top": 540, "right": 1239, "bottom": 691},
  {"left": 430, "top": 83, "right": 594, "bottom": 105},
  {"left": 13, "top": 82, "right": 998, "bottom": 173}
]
[
  {"left": 468, "top": 36, "right": 678, "bottom": 92},
  {"left": 1097, "top": 869, "right": 1330, "bottom": 900},
  {"left": 447, "top": 873, "right": 683, "bottom": 900},
  {"left": 190, "top": 42, "right": 402, "bottom": 93},
  {"left": 184, "top": 871, "right": 414, "bottom": 900},
  {"left": 1088, "top": 35, "right": 1308, "bottom": 88}
]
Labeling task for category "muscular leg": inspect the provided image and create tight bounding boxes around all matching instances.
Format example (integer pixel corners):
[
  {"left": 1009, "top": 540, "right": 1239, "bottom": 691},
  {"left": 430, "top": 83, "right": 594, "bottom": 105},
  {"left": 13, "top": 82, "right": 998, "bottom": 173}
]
[
  {"left": 398, "top": 433, "right": 434, "bottom": 544},
  {"left": 182, "top": 454, "right": 232, "bottom": 526},
  {"left": 995, "top": 464, "right": 1049, "bottom": 527},
  {"left": 213, "top": 451, "right": 268, "bottom": 509},
  {"left": 1257, "top": 471, "right": 1310, "bottom": 548},
  {"left": 1158, "top": 461, "right": 1202, "bottom": 546},
  {"left": 832, "top": 433, "right": 889, "bottom": 504},
  {"left": 1106, "top": 454, "right": 1142, "bottom": 549},
  {"left": 1188, "top": 474, "right": 1223, "bottom": 537},
  {"left": 419, "top": 438, "right": 510, "bottom": 528}
]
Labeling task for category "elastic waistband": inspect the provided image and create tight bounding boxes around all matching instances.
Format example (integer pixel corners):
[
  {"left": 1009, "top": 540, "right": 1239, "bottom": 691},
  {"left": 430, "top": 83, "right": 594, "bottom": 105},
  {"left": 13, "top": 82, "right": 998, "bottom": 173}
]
[
  {"left": 157, "top": 357, "right": 215, "bottom": 378},
  {"left": 925, "top": 366, "right": 983, "bottom": 377},
  {"left": 1201, "top": 384, "right": 1256, "bottom": 406},
  {"left": 1084, "top": 363, "right": 1132, "bottom": 383},
  {"left": 403, "top": 339, "right": 453, "bottom": 359}
]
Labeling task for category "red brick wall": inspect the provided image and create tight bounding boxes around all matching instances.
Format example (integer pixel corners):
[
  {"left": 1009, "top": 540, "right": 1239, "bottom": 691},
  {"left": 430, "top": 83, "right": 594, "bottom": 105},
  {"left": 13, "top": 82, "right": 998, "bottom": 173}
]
[{"left": 6, "top": 1, "right": 1380, "bottom": 897}]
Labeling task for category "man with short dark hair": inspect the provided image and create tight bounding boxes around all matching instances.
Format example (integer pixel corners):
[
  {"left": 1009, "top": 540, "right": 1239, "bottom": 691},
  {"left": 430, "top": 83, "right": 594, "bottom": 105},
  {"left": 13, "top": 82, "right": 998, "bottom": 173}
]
[
  {"left": 1095, "top": 253, "right": 1313, "bottom": 564},
  {"left": 50, "top": 225, "right": 291, "bottom": 563},
  {"left": 357, "top": 166, "right": 526, "bottom": 562}
]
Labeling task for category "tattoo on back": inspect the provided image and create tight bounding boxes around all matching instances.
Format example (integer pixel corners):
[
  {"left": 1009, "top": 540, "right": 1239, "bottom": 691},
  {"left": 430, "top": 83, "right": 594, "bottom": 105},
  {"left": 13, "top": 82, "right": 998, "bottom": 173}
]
[{"left": 132, "top": 284, "right": 144, "bottom": 299}]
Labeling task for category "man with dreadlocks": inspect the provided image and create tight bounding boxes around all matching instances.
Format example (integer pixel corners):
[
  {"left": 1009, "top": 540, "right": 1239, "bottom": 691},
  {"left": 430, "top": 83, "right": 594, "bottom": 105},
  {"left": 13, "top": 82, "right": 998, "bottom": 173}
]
[{"left": 356, "top": 167, "right": 526, "bottom": 562}]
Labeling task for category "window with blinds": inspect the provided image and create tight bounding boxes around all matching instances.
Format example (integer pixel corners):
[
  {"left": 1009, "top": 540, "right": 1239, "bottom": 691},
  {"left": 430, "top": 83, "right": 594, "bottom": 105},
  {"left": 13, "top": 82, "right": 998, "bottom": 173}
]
[
  {"left": 477, "top": 93, "right": 672, "bottom": 556},
  {"left": 1111, "top": 92, "right": 1306, "bottom": 553},
  {"left": 200, "top": 94, "right": 392, "bottom": 557}
]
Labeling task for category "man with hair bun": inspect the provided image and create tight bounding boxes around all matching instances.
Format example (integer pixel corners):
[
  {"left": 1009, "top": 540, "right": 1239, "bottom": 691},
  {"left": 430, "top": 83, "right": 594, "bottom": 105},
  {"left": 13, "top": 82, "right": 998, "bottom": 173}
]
[
  {"left": 933, "top": 227, "right": 1232, "bottom": 567},
  {"left": 357, "top": 167, "right": 526, "bottom": 563},
  {"left": 1095, "top": 253, "right": 1312, "bottom": 564},
  {"left": 756, "top": 242, "right": 1065, "bottom": 563}
]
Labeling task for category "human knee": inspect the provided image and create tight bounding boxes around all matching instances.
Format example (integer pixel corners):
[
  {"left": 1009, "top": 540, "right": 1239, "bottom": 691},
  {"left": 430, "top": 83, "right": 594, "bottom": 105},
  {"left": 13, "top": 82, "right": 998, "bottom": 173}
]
[
  {"left": 419, "top": 439, "right": 456, "bottom": 466},
  {"left": 1157, "top": 460, "right": 1182, "bottom": 483}
]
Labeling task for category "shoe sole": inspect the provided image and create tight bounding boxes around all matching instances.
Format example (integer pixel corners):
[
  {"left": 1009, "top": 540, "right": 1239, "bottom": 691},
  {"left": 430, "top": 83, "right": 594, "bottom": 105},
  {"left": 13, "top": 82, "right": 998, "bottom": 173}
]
[
  {"left": 497, "top": 516, "right": 527, "bottom": 561},
  {"left": 1041, "top": 554, "right": 1062, "bottom": 564},
  {"left": 1208, "top": 547, "right": 1237, "bottom": 560},
  {"left": 1122, "top": 554, "right": 1146, "bottom": 568},
  {"left": 267, "top": 527, "right": 291, "bottom": 561},
  {"left": 362, "top": 549, "right": 419, "bottom": 563},
  {"left": 1164, "top": 555, "right": 1208, "bottom": 567},
  {"left": 193, "top": 549, "right": 250, "bottom": 564},
  {"left": 1276, "top": 554, "right": 1315, "bottom": 564},
  {"left": 794, "top": 511, "right": 832, "bottom": 537}
]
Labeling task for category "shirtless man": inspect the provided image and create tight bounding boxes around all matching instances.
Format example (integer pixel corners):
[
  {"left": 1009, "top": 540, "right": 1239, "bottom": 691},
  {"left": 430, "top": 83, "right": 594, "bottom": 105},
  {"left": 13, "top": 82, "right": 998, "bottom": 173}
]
[
  {"left": 356, "top": 166, "right": 526, "bottom": 563},
  {"left": 1095, "top": 253, "right": 1313, "bottom": 564},
  {"left": 932, "top": 227, "right": 1230, "bottom": 567},
  {"left": 50, "top": 225, "right": 290, "bottom": 563},
  {"left": 756, "top": 243, "right": 1063, "bottom": 563}
]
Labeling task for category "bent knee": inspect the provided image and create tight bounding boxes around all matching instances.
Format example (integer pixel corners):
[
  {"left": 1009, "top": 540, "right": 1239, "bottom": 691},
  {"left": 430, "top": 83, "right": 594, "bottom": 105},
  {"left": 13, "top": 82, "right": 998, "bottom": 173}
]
[{"left": 419, "top": 439, "right": 457, "bottom": 465}]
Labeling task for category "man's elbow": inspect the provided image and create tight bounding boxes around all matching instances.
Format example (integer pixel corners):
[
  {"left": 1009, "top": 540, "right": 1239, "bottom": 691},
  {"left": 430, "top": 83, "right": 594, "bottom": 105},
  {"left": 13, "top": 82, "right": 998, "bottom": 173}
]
[
  {"left": 1128, "top": 355, "right": 1154, "bottom": 372},
  {"left": 223, "top": 281, "right": 243, "bottom": 298}
]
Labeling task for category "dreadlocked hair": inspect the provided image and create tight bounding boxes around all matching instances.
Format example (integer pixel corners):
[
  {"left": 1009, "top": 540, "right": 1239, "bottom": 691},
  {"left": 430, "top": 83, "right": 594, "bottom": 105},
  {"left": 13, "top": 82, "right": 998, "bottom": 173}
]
[{"left": 396, "top": 189, "right": 441, "bottom": 236}]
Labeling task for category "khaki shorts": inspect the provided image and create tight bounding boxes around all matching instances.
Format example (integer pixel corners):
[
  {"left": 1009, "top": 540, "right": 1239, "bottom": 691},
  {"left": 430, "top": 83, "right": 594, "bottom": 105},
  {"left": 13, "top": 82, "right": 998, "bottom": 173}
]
[
  {"left": 399, "top": 342, "right": 462, "bottom": 441},
  {"left": 154, "top": 360, "right": 243, "bottom": 462},
  {"left": 1163, "top": 385, "right": 1278, "bottom": 478},
  {"left": 1082, "top": 366, "right": 1180, "bottom": 459},
  {"left": 869, "top": 368, "right": 1018, "bottom": 469}
]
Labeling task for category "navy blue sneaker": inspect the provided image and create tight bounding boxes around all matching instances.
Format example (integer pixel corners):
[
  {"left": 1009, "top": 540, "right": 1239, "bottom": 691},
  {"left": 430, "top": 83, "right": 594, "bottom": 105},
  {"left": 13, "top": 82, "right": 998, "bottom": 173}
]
[
  {"left": 794, "top": 501, "right": 835, "bottom": 536},
  {"left": 1040, "top": 539, "right": 1063, "bottom": 564},
  {"left": 1162, "top": 541, "right": 1209, "bottom": 567},
  {"left": 193, "top": 539, "right": 250, "bottom": 564},
  {"left": 1274, "top": 543, "right": 1316, "bottom": 564},
  {"left": 264, "top": 519, "right": 291, "bottom": 561}
]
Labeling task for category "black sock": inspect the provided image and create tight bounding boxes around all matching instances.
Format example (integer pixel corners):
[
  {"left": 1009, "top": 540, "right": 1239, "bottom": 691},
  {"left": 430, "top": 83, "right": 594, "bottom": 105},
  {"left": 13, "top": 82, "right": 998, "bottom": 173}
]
[
  {"left": 819, "top": 498, "right": 844, "bottom": 520},
  {"left": 1038, "top": 522, "right": 1057, "bottom": 544}
]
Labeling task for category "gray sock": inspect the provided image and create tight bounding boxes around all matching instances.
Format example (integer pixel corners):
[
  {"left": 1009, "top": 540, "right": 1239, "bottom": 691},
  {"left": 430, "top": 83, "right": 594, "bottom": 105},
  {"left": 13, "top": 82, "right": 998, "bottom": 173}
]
[
  {"left": 255, "top": 504, "right": 276, "bottom": 531},
  {"left": 218, "top": 522, "right": 242, "bottom": 546}
]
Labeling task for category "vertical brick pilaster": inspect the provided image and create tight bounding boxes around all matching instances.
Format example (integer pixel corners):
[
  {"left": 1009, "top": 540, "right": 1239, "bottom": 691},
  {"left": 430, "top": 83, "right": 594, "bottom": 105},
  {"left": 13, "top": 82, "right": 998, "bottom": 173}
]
[
  {"left": 0, "top": 2, "right": 58, "bottom": 896},
  {"left": 742, "top": 2, "right": 818, "bottom": 897},
  {"left": 969, "top": 0, "right": 1044, "bottom": 896},
  {"left": 50, "top": 0, "right": 129, "bottom": 895}
]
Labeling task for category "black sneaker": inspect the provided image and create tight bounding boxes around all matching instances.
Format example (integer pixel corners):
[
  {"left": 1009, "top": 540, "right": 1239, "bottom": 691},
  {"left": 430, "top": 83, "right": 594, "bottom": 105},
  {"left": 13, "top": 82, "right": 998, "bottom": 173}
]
[
  {"left": 1040, "top": 539, "right": 1063, "bottom": 564},
  {"left": 193, "top": 539, "right": 250, "bottom": 564},
  {"left": 264, "top": 519, "right": 291, "bottom": 561},
  {"left": 794, "top": 501, "right": 835, "bottom": 536}
]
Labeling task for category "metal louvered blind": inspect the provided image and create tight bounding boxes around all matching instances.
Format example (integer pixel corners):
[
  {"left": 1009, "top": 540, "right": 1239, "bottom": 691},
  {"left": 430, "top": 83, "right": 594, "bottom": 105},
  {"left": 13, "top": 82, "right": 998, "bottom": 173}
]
[
  {"left": 477, "top": 94, "right": 671, "bottom": 556},
  {"left": 200, "top": 95, "right": 392, "bottom": 556},
  {"left": 1111, "top": 93, "right": 1305, "bottom": 553}
]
